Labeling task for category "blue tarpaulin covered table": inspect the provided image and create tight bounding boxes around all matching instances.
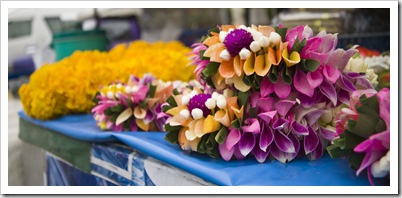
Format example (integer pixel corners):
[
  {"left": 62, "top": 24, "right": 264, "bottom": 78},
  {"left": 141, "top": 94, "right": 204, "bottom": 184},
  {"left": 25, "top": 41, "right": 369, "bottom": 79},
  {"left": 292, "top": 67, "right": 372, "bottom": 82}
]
[{"left": 19, "top": 111, "right": 383, "bottom": 186}]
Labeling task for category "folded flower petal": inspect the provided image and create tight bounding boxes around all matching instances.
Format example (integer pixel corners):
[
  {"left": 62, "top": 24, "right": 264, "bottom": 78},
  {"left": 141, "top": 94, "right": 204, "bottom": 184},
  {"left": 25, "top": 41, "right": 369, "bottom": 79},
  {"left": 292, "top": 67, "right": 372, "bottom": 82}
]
[
  {"left": 214, "top": 109, "right": 231, "bottom": 127},
  {"left": 116, "top": 108, "right": 133, "bottom": 126},
  {"left": 337, "top": 74, "right": 356, "bottom": 92},
  {"left": 260, "top": 125, "right": 274, "bottom": 151},
  {"left": 282, "top": 48, "right": 301, "bottom": 67},
  {"left": 244, "top": 52, "right": 256, "bottom": 76},
  {"left": 275, "top": 100, "right": 296, "bottom": 117},
  {"left": 274, "top": 131, "right": 295, "bottom": 153},
  {"left": 253, "top": 145, "right": 270, "bottom": 163},
  {"left": 272, "top": 117, "right": 289, "bottom": 131},
  {"left": 257, "top": 97, "right": 275, "bottom": 112},
  {"left": 294, "top": 69, "right": 314, "bottom": 98},
  {"left": 274, "top": 75, "right": 291, "bottom": 99},
  {"left": 323, "top": 65, "right": 341, "bottom": 84},
  {"left": 307, "top": 70, "right": 323, "bottom": 89},
  {"left": 255, "top": 54, "right": 271, "bottom": 76},
  {"left": 319, "top": 126, "right": 337, "bottom": 141},
  {"left": 325, "top": 48, "right": 357, "bottom": 71},
  {"left": 291, "top": 121, "right": 308, "bottom": 136},
  {"left": 219, "top": 138, "right": 235, "bottom": 161},
  {"left": 285, "top": 25, "right": 304, "bottom": 51},
  {"left": 226, "top": 128, "right": 241, "bottom": 150},
  {"left": 233, "top": 55, "right": 244, "bottom": 76},
  {"left": 319, "top": 78, "right": 337, "bottom": 106},
  {"left": 203, "top": 115, "right": 221, "bottom": 133},
  {"left": 258, "top": 110, "right": 277, "bottom": 125},
  {"left": 194, "top": 119, "right": 205, "bottom": 138},
  {"left": 238, "top": 132, "right": 256, "bottom": 156},
  {"left": 260, "top": 77, "right": 275, "bottom": 97},
  {"left": 241, "top": 118, "right": 261, "bottom": 133},
  {"left": 304, "top": 126, "right": 319, "bottom": 155},
  {"left": 219, "top": 58, "right": 235, "bottom": 78},
  {"left": 233, "top": 74, "right": 251, "bottom": 92},
  {"left": 309, "top": 138, "right": 324, "bottom": 160}
]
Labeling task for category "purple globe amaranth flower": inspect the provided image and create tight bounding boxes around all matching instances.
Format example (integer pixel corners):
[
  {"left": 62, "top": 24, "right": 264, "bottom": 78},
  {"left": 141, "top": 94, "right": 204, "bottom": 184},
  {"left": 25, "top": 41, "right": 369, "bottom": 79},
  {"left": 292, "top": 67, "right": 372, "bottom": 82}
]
[
  {"left": 187, "top": 94, "right": 212, "bottom": 117},
  {"left": 223, "top": 29, "right": 253, "bottom": 56}
]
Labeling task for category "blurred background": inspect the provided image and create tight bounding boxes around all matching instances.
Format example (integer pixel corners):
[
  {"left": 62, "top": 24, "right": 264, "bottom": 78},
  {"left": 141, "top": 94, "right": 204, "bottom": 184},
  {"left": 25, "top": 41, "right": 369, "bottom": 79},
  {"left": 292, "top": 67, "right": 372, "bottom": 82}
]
[{"left": 8, "top": 8, "right": 390, "bottom": 186}]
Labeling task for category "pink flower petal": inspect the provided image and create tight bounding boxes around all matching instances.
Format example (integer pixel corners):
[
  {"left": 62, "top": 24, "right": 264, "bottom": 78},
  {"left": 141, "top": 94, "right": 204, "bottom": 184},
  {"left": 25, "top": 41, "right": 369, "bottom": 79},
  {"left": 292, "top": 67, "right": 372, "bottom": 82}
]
[
  {"left": 274, "top": 75, "right": 291, "bottom": 99},
  {"left": 258, "top": 111, "right": 277, "bottom": 125},
  {"left": 249, "top": 92, "right": 261, "bottom": 107},
  {"left": 275, "top": 100, "right": 296, "bottom": 117},
  {"left": 325, "top": 48, "right": 357, "bottom": 71},
  {"left": 241, "top": 118, "right": 261, "bottom": 133},
  {"left": 307, "top": 70, "right": 323, "bottom": 89},
  {"left": 225, "top": 128, "right": 241, "bottom": 150},
  {"left": 238, "top": 133, "right": 256, "bottom": 157},
  {"left": 285, "top": 25, "right": 304, "bottom": 51},
  {"left": 304, "top": 126, "right": 319, "bottom": 155},
  {"left": 219, "top": 138, "right": 234, "bottom": 161},
  {"left": 337, "top": 74, "right": 356, "bottom": 92},
  {"left": 294, "top": 69, "right": 314, "bottom": 98},
  {"left": 274, "top": 131, "right": 295, "bottom": 153},
  {"left": 291, "top": 121, "right": 308, "bottom": 136},
  {"left": 319, "top": 126, "right": 337, "bottom": 141},
  {"left": 260, "top": 77, "right": 274, "bottom": 97},
  {"left": 259, "top": 125, "right": 274, "bottom": 152},
  {"left": 309, "top": 138, "right": 324, "bottom": 160},
  {"left": 257, "top": 97, "right": 275, "bottom": 112},
  {"left": 252, "top": 144, "right": 270, "bottom": 163},
  {"left": 319, "top": 78, "right": 337, "bottom": 106},
  {"left": 272, "top": 118, "right": 289, "bottom": 131},
  {"left": 323, "top": 65, "right": 341, "bottom": 84}
]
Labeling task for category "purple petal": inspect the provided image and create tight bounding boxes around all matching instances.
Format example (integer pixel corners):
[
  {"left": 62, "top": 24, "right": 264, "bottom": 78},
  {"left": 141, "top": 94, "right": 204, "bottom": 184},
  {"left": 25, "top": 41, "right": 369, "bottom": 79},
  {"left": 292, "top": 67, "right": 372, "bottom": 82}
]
[
  {"left": 356, "top": 77, "right": 375, "bottom": 90},
  {"left": 317, "top": 33, "right": 338, "bottom": 53},
  {"left": 319, "top": 126, "right": 337, "bottom": 141},
  {"left": 253, "top": 144, "right": 271, "bottom": 163},
  {"left": 309, "top": 138, "right": 324, "bottom": 160},
  {"left": 304, "top": 126, "right": 319, "bottom": 155},
  {"left": 291, "top": 121, "right": 308, "bottom": 136},
  {"left": 345, "top": 71, "right": 363, "bottom": 79},
  {"left": 302, "top": 25, "right": 313, "bottom": 38},
  {"left": 337, "top": 74, "right": 356, "bottom": 92},
  {"left": 274, "top": 75, "right": 291, "bottom": 99},
  {"left": 323, "top": 65, "right": 341, "bottom": 84},
  {"left": 132, "top": 85, "right": 149, "bottom": 103},
  {"left": 338, "top": 89, "right": 351, "bottom": 106},
  {"left": 249, "top": 92, "right": 261, "bottom": 107},
  {"left": 270, "top": 142, "right": 287, "bottom": 163},
  {"left": 306, "top": 51, "right": 328, "bottom": 65},
  {"left": 241, "top": 118, "right": 261, "bottom": 133},
  {"left": 260, "top": 125, "right": 274, "bottom": 151},
  {"left": 285, "top": 25, "right": 304, "bottom": 51},
  {"left": 307, "top": 70, "right": 323, "bottom": 89},
  {"left": 275, "top": 100, "right": 296, "bottom": 117},
  {"left": 301, "top": 37, "right": 322, "bottom": 56},
  {"left": 319, "top": 78, "right": 337, "bottom": 106},
  {"left": 143, "top": 109, "right": 155, "bottom": 124},
  {"left": 258, "top": 111, "right": 277, "bottom": 125},
  {"left": 257, "top": 97, "right": 275, "bottom": 112},
  {"left": 293, "top": 102, "right": 326, "bottom": 123},
  {"left": 377, "top": 88, "right": 390, "bottom": 128},
  {"left": 325, "top": 48, "right": 357, "bottom": 71},
  {"left": 294, "top": 69, "right": 314, "bottom": 98},
  {"left": 233, "top": 145, "right": 246, "bottom": 160},
  {"left": 130, "top": 119, "right": 138, "bottom": 131},
  {"left": 274, "top": 131, "right": 296, "bottom": 153},
  {"left": 298, "top": 92, "right": 315, "bottom": 108},
  {"left": 284, "top": 133, "right": 301, "bottom": 162},
  {"left": 305, "top": 110, "right": 326, "bottom": 126},
  {"left": 225, "top": 128, "right": 241, "bottom": 150},
  {"left": 260, "top": 77, "right": 274, "bottom": 97},
  {"left": 238, "top": 133, "right": 256, "bottom": 156},
  {"left": 356, "top": 150, "right": 386, "bottom": 176},
  {"left": 219, "top": 139, "right": 234, "bottom": 161},
  {"left": 272, "top": 118, "right": 289, "bottom": 131}
]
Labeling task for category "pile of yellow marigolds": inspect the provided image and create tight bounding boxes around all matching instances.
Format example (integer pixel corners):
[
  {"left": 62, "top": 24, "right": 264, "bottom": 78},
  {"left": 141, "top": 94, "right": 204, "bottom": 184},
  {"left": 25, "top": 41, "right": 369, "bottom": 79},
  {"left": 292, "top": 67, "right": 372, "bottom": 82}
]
[{"left": 19, "top": 41, "right": 195, "bottom": 120}]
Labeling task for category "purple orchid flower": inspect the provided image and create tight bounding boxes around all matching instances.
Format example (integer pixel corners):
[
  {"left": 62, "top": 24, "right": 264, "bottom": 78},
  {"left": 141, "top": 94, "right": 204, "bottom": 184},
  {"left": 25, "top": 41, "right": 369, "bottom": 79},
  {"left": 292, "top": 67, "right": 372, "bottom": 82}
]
[{"left": 189, "top": 43, "right": 209, "bottom": 85}]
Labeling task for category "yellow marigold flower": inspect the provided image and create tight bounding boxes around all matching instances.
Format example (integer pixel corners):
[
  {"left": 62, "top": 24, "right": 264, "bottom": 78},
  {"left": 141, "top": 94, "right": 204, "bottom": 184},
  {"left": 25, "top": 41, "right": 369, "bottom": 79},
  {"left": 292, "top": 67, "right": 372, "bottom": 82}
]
[{"left": 19, "top": 40, "right": 195, "bottom": 120}]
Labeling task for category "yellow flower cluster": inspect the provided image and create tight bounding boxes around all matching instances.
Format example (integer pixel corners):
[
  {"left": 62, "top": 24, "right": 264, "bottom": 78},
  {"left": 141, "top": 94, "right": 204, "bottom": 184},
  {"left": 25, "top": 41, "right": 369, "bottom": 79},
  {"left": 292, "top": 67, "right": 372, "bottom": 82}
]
[{"left": 19, "top": 41, "right": 195, "bottom": 120}]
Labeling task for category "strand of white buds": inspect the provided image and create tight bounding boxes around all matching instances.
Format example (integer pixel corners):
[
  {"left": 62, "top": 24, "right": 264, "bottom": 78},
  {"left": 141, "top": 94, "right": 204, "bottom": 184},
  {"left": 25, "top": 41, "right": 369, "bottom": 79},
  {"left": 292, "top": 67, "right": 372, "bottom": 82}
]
[
  {"left": 239, "top": 48, "right": 251, "bottom": 60},
  {"left": 116, "top": 84, "right": 122, "bottom": 89},
  {"left": 259, "top": 36, "right": 270, "bottom": 47},
  {"left": 191, "top": 108, "right": 204, "bottom": 120},
  {"left": 219, "top": 49, "right": 231, "bottom": 61},
  {"left": 216, "top": 95, "right": 227, "bottom": 109},
  {"left": 269, "top": 32, "right": 281, "bottom": 46},
  {"left": 179, "top": 109, "right": 190, "bottom": 119},
  {"left": 371, "top": 151, "right": 390, "bottom": 178},
  {"left": 181, "top": 95, "right": 191, "bottom": 105},
  {"left": 250, "top": 41, "right": 261, "bottom": 52},
  {"left": 219, "top": 31, "right": 228, "bottom": 43},
  {"left": 211, "top": 92, "right": 220, "bottom": 100},
  {"left": 190, "top": 90, "right": 198, "bottom": 98},
  {"left": 132, "top": 86, "right": 139, "bottom": 93},
  {"left": 107, "top": 91, "right": 114, "bottom": 99},
  {"left": 125, "top": 86, "right": 132, "bottom": 94}
]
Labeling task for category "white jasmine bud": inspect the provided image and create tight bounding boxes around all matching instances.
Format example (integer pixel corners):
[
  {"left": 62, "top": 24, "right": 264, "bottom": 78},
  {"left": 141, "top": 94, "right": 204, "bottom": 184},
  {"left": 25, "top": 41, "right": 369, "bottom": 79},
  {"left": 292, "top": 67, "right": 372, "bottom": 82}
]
[
  {"left": 107, "top": 91, "right": 114, "bottom": 99},
  {"left": 219, "top": 49, "right": 231, "bottom": 61},
  {"left": 259, "top": 36, "right": 270, "bottom": 47},
  {"left": 116, "top": 83, "right": 122, "bottom": 89},
  {"left": 181, "top": 95, "right": 191, "bottom": 105},
  {"left": 131, "top": 86, "right": 139, "bottom": 93},
  {"left": 239, "top": 48, "right": 251, "bottom": 60},
  {"left": 211, "top": 92, "right": 220, "bottom": 100},
  {"left": 238, "top": 25, "right": 247, "bottom": 30},
  {"left": 191, "top": 108, "right": 204, "bottom": 120},
  {"left": 179, "top": 109, "right": 190, "bottom": 119},
  {"left": 205, "top": 98, "right": 216, "bottom": 109},
  {"left": 269, "top": 32, "right": 282, "bottom": 46},
  {"left": 228, "top": 28, "right": 234, "bottom": 33},
  {"left": 216, "top": 95, "right": 227, "bottom": 109},
  {"left": 115, "top": 91, "right": 121, "bottom": 99},
  {"left": 190, "top": 90, "right": 198, "bottom": 98},
  {"left": 250, "top": 41, "right": 261, "bottom": 52},
  {"left": 125, "top": 86, "right": 132, "bottom": 94},
  {"left": 219, "top": 31, "right": 228, "bottom": 43},
  {"left": 252, "top": 31, "right": 263, "bottom": 42}
]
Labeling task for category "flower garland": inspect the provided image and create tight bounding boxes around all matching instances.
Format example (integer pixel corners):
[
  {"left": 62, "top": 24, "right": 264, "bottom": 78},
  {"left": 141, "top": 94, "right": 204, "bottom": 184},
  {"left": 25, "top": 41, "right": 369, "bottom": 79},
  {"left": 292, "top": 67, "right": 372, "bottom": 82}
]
[
  {"left": 19, "top": 41, "right": 195, "bottom": 120},
  {"left": 327, "top": 88, "right": 390, "bottom": 185},
  {"left": 164, "top": 24, "right": 375, "bottom": 163}
]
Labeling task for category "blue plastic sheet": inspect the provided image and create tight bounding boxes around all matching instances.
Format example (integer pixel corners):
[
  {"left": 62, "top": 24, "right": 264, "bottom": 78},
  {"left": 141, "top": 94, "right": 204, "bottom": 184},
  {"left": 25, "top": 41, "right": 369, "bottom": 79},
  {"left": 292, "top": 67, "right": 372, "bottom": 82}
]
[{"left": 20, "top": 111, "right": 388, "bottom": 186}]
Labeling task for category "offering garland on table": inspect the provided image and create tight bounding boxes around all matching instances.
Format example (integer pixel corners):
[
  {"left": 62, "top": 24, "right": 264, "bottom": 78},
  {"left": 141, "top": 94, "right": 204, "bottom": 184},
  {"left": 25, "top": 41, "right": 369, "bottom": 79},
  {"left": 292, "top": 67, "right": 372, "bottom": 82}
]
[
  {"left": 19, "top": 41, "right": 195, "bottom": 120},
  {"left": 163, "top": 24, "right": 385, "bottom": 169}
]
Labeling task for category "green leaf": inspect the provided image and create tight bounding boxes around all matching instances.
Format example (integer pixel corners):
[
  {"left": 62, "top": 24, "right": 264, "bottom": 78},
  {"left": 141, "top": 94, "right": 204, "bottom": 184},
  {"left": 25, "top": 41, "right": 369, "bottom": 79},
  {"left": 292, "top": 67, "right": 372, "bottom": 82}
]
[
  {"left": 206, "top": 145, "right": 220, "bottom": 158},
  {"left": 109, "top": 113, "right": 119, "bottom": 123},
  {"left": 148, "top": 84, "right": 157, "bottom": 98},
  {"left": 215, "top": 126, "right": 229, "bottom": 144},
  {"left": 138, "top": 101, "right": 147, "bottom": 109},
  {"left": 242, "top": 74, "right": 253, "bottom": 86},
  {"left": 301, "top": 59, "right": 320, "bottom": 72},
  {"left": 282, "top": 66, "right": 292, "bottom": 85},
  {"left": 348, "top": 152, "right": 365, "bottom": 170},
  {"left": 197, "top": 135, "right": 209, "bottom": 154},
  {"left": 111, "top": 104, "right": 125, "bottom": 113},
  {"left": 208, "top": 27, "right": 219, "bottom": 36},
  {"left": 164, "top": 130, "right": 179, "bottom": 144},
  {"left": 200, "top": 35, "right": 207, "bottom": 43},
  {"left": 92, "top": 91, "right": 101, "bottom": 104},
  {"left": 274, "top": 26, "right": 288, "bottom": 42},
  {"left": 205, "top": 133, "right": 217, "bottom": 150},
  {"left": 122, "top": 117, "right": 133, "bottom": 131},
  {"left": 172, "top": 88, "right": 180, "bottom": 95},
  {"left": 253, "top": 74, "right": 262, "bottom": 90},
  {"left": 333, "top": 137, "right": 346, "bottom": 149},
  {"left": 268, "top": 66, "right": 278, "bottom": 83},
  {"left": 166, "top": 95, "right": 177, "bottom": 107},
  {"left": 124, "top": 98, "right": 134, "bottom": 109},
  {"left": 238, "top": 91, "right": 250, "bottom": 107},
  {"left": 202, "top": 62, "right": 220, "bottom": 78},
  {"left": 344, "top": 130, "right": 366, "bottom": 149},
  {"left": 164, "top": 124, "right": 182, "bottom": 132},
  {"left": 249, "top": 107, "right": 257, "bottom": 118},
  {"left": 326, "top": 144, "right": 350, "bottom": 159},
  {"left": 162, "top": 105, "right": 174, "bottom": 113},
  {"left": 291, "top": 38, "right": 306, "bottom": 53},
  {"left": 104, "top": 107, "right": 114, "bottom": 116},
  {"left": 376, "top": 119, "right": 386, "bottom": 133},
  {"left": 200, "top": 50, "right": 210, "bottom": 60},
  {"left": 231, "top": 119, "right": 241, "bottom": 129}
]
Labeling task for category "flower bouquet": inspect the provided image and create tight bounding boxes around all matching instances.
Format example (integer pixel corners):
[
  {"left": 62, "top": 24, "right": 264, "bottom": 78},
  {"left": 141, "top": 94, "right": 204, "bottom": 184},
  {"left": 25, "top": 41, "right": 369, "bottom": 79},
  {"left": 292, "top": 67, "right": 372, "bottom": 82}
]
[
  {"left": 327, "top": 88, "right": 390, "bottom": 185},
  {"left": 164, "top": 24, "right": 376, "bottom": 163},
  {"left": 92, "top": 74, "right": 174, "bottom": 132}
]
